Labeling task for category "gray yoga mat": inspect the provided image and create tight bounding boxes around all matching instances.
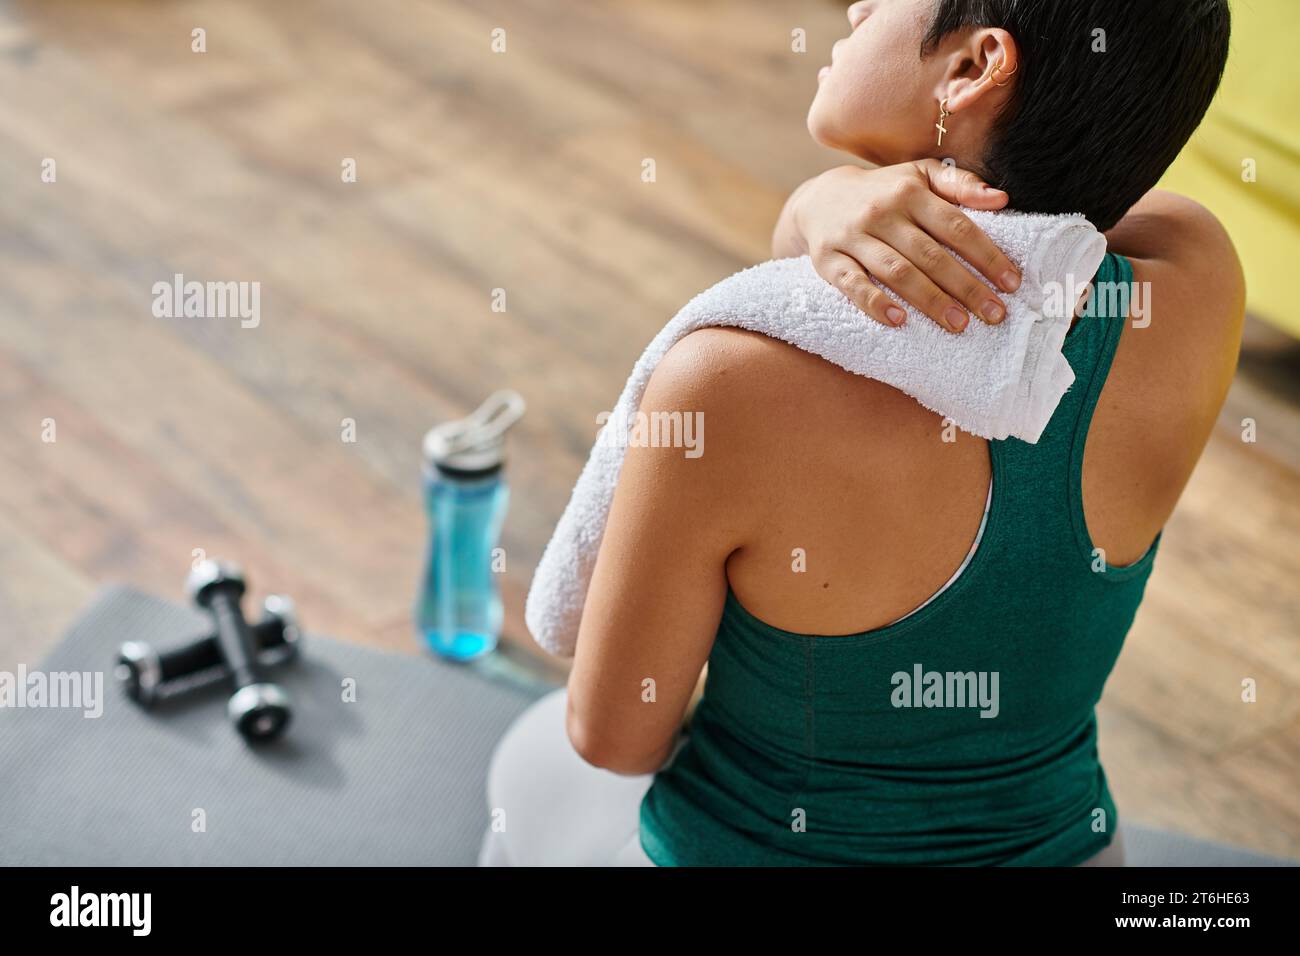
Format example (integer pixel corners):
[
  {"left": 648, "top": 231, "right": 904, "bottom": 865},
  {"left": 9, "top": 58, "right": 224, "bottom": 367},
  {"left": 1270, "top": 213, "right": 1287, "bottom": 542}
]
[{"left": 0, "top": 586, "right": 550, "bottom": 865}]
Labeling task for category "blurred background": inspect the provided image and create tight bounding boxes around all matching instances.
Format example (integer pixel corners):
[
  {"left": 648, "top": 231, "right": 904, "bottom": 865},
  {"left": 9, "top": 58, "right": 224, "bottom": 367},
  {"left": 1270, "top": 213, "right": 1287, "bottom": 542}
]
[{"left": 0, "top": 0, "right": 1295, "bottom": 859}]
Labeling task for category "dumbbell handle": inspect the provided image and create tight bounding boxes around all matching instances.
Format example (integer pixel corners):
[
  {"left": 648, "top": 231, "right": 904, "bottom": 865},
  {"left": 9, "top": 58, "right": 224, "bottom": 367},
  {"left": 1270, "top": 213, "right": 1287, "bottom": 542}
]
[
  {"left": 152, "top": 617, "right": 288, "bottom": 685},
  {"left": 183, "top": 560, "right": 294, "bottom": 742},
  {"left": 208, "top": 587, "right": 260, "bottom": 689}
]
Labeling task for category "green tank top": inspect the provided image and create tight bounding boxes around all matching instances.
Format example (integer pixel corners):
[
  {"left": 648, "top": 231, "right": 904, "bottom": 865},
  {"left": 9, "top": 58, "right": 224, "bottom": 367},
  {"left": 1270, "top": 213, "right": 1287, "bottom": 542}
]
[{"left": 640, "top": 253, "right": 1157, "bottom": 866}]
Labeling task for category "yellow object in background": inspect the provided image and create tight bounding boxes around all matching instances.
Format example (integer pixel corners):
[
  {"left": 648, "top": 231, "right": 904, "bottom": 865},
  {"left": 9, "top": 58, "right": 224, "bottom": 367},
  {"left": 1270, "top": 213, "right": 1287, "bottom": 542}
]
[{"left": 1159, "top": 0, "right": 1300, "bottom": 337}]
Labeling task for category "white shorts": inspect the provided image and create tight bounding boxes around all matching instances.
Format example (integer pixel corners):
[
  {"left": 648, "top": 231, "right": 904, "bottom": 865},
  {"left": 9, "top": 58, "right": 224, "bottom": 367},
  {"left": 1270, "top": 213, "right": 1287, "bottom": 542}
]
[{"left": 479, "top": 688, "right": 655, "bottom": 866}]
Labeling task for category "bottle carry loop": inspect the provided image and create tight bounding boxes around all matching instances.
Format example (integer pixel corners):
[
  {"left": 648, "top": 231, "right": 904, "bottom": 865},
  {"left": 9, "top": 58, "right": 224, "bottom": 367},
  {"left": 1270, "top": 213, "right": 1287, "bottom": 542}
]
[{"left": 423, "top": 390, "right": 526, "bottom": 473}]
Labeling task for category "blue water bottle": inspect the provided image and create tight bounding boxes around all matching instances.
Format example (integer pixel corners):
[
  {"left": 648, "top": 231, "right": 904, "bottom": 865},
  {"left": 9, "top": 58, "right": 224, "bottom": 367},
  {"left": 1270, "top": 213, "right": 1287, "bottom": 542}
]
[{"left": 416, "top": 390, "right": 526, "bottom": 661}]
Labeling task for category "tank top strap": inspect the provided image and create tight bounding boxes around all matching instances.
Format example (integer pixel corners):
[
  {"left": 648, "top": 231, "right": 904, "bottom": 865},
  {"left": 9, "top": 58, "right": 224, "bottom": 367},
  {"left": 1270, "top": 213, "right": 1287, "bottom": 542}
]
[
  {"left": 1062, "top": 252, "right": 1153, "bottom": 573},
  {"left": 1061, "top": 252, "right": 1133, "bottom": 463},
  {"left": 982, "top": 253, "right": 1134, "bottom": 559}
]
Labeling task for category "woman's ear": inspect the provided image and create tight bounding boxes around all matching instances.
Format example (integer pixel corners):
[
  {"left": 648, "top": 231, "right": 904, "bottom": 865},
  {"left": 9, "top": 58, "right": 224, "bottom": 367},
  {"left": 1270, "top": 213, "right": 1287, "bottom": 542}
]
[{"left": 936, "top": 29, "right": 1018, "bottom": 113}]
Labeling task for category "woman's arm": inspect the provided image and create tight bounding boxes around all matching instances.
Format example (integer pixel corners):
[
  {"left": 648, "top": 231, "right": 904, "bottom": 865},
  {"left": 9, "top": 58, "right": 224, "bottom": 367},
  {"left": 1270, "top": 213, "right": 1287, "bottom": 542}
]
[
  {"left": 773, "top": 161, "right": 1023, "bottom": 332},
  {"left": 564, "top": 331, "right": 758, "bottom": 775}
]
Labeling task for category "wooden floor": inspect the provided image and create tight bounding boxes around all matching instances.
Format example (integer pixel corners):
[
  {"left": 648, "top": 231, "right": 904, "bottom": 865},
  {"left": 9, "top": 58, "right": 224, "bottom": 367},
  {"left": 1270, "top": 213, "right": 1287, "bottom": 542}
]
[{"left": 0, "top": 0, "right": 1296, "bottom": 859}]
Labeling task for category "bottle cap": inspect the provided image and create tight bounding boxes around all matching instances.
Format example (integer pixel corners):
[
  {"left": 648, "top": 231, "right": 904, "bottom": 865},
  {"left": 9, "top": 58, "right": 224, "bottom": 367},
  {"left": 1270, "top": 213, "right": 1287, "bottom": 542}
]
[{"left": 422, "top": 390, "right": 526, "bottom": 474}]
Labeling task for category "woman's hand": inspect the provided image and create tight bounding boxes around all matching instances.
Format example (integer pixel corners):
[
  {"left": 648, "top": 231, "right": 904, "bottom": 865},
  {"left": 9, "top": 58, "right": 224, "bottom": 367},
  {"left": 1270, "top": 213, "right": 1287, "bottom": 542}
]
[{"left": 773, "top": 161, "right": 1023, "bottom": 333}]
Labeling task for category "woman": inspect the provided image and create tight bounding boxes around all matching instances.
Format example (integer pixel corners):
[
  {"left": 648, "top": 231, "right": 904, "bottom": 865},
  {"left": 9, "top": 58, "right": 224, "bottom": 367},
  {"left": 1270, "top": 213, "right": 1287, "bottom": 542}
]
[{"left": 483, "top": 0, "right": 1242, "bottom": 866}]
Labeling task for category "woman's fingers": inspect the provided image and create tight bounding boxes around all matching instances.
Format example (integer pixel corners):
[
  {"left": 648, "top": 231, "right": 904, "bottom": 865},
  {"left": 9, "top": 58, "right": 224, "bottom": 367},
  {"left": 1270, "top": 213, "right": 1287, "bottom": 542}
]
[
  {"left": 913, "top": 195, "right": 1022, "bottom": 298},
  {"left": 888, "top": 221, "right": 1009, "bottom": 326},
  {"left": 851, "top": 237, "right": 972, "bottom": 333},
  {"left": 911, "top": 160, "right": 1021, "bottom": 295},
  {"left": 815, "top": 249, "right": 907, "bottom": 327},
  {"left": 915, "top": 158, "right": 1008, "bottom": 210}
]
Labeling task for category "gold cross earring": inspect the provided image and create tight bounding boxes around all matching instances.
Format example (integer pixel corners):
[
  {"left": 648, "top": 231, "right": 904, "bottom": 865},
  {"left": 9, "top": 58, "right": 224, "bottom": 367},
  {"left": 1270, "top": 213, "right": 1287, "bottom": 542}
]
[{"left": 936, "top": 98, "right": 951, "bottom": 147}]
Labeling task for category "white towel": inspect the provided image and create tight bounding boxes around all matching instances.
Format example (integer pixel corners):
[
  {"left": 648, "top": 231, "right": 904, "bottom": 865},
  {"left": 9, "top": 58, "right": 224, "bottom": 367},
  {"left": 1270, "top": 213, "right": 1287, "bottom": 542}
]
[{"left": 526, "top": 209, "right": 1106, "bottom": 657}]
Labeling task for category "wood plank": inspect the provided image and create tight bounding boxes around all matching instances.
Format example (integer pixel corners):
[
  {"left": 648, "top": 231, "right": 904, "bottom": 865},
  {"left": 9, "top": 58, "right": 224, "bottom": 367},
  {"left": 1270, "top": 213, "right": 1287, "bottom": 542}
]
[{"left": 1099, "top": 703, "right": 1300, "bottom": 858}]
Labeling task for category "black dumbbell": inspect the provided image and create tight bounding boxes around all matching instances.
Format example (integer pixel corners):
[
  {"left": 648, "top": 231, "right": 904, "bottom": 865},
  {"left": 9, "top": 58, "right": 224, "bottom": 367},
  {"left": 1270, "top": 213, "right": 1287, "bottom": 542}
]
[
  {"left": 186, "top": 560, "right": 293, "bottom": 742},
  {"left": 115, "top": 593, "right": 301, "bottom": 708}
]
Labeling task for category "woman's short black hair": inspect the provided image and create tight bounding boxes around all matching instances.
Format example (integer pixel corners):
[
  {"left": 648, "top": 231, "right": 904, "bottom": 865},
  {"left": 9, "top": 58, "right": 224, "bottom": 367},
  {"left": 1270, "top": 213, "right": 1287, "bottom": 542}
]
[{"left": 923, "top": 0, "right": 1231, "bottom": 230}]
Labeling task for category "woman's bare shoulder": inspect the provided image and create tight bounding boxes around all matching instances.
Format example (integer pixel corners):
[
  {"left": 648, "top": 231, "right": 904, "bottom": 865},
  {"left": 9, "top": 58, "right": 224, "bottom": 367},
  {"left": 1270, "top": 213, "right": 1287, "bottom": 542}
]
[
  {"left": 648, "top": 327, "right": 961, "bottom": 493},
  {"left": 1102, "top": 194, "right": 1244, "bottom": 436},
  {"left": 653, "top": 327, "right": 931, "bottom": 432}
]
